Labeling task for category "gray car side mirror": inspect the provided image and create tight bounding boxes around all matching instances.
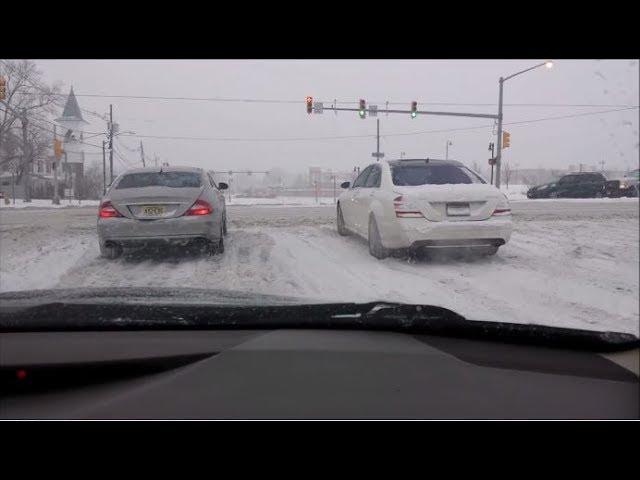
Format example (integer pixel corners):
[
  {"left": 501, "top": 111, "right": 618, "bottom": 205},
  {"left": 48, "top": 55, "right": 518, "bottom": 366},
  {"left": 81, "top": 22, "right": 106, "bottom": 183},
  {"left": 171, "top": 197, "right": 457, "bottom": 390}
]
[
  {"left": 218, "top": 182, "right": 229, "bottom": 190},
  {"left": 341, "top": 181, "right": 350, "bottom": 189}
]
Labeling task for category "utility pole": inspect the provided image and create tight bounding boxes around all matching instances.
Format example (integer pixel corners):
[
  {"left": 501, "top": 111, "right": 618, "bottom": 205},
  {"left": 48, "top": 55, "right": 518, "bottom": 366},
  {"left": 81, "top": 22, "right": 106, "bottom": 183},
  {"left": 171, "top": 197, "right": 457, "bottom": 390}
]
[
  {"left": 52, "top": 125, "right": 60, "bottom": 205},
  {"left": 64, "top": 151, "right": 70, "bottom": 204},
  {"left": 154, "top": 155, "right": 158, "bottom": 167},
  {"left": 21, "top": 108, "right": 31, "bottom": 202},
  {"left": 376, "top": 119, "right": 380, "bottom": 160},
  {"left": 445, "top": 140, "right": 453, "bottom": 160},
  {"left": 140, "top": 141, "right": 145, "bottom": 167},
  {"left": 109, "top": 104, "right": 114, "bottom": 183},
  {"left": 102, "top": 140, "right": 107, "bottom": 195},
  {"left": 599, "top": 159, "right": 605, "bottom": 172},
  {"left": 495, "top": 77, "right": 504, "bottom": 189}
]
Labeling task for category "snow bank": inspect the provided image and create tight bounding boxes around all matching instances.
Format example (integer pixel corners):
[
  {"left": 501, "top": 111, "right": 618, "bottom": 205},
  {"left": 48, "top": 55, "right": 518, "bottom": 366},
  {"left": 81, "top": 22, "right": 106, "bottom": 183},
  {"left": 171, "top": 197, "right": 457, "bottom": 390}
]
[
  {"left": 0, "top": 199, "right": 100, "bottom": 209},
  {"left": 228, "top": 196, "right": 336, "bottom": 207}
]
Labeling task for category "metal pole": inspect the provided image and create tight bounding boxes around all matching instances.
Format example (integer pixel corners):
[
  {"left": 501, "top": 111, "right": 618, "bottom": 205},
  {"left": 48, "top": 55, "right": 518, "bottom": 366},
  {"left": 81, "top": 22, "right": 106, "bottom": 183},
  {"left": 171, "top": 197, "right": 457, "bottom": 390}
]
[
  {"left": 11, "top": 171, "right": 15, "bottom": 205},
  {"left": 64, "top": 152, "right": 70, "bottom": 204},
  {"left": 53, "top": 125, "right": 60, "bottom": 205},
  {"left": 21, "top": 108, "right": 31, "bottom": 202},
  {"left": 102, "top": 141, "right": 107, "bottom": 195},
  {"left": 376, "top": 119, "right": 380, "bottom": 161},
  {"left": 489, "top": 142, "right": 495, "bottom": 185},
  {"left": 109, "top": 104, "right": 114, "bottom": 183},
  {"left": 495, "top": 78, "right": 504, "bottom": 189},
  {"left": 140, "top": 140, "right": 145, "bottom": 167},
  {"left": 446, "top": 141, "right": 449, "bottom": 160},
  {"left": 333, "top": 174, "right": 336, "bottom": 204}
]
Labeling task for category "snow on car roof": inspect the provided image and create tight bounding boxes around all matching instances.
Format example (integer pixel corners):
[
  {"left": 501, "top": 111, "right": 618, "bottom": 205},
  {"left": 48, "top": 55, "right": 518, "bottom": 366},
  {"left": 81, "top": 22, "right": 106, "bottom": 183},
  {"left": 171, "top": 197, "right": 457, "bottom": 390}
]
[
  {"left": 123, "top": 166, "right": 203, "bottom": 174},
  {"left": 387, "top": 159, "right": 464, "bottom": 167}
]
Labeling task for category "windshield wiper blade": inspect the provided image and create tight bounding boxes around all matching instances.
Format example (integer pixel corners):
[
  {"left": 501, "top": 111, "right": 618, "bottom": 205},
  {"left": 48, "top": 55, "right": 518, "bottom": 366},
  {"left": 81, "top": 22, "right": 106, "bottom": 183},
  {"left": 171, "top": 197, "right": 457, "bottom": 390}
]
[{"left": 0, "top": 301, "right": 637, "bottom": 352}]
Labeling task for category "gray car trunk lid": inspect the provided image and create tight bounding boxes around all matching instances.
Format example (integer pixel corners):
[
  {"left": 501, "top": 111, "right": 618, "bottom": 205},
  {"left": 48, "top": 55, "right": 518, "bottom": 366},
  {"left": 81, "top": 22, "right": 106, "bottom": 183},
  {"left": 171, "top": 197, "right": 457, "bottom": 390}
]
[{"left": 108, "top": 186, "right": 204, "bottom": 219}]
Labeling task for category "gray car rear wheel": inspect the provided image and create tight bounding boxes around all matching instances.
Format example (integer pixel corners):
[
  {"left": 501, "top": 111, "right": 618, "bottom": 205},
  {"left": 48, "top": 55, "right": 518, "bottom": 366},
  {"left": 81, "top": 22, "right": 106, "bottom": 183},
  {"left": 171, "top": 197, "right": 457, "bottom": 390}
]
[
  {"left": 210, "top": 226, "right": 225, "bottom": 255},
  {"left": 101, "top": 243, "right": 123, "bottom": 260}
]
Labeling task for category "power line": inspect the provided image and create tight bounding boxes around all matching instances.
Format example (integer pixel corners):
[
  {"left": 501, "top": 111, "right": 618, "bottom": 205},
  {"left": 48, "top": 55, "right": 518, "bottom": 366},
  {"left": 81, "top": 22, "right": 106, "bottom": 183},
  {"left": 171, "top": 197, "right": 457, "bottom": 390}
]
[{"left": 113, "top": 106, "right": 638, "bottom": 143}]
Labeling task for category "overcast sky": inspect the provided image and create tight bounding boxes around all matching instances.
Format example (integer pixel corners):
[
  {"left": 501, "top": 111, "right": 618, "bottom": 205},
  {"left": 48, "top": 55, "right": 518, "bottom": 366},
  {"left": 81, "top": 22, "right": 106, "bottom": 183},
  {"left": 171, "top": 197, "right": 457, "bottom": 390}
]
[{"left": 35, "top": 59, "right": 639, "bottom": 175}]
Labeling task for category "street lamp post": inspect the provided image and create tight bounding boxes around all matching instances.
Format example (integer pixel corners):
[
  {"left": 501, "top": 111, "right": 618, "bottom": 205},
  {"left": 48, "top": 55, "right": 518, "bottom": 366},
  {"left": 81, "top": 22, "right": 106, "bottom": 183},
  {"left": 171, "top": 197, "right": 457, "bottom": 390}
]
[
  {"left": 445, "top": 140, "right": 453, "bottom": 160},
  {"left": 495, "top": 61, "right": 553, "bottom": 189}
]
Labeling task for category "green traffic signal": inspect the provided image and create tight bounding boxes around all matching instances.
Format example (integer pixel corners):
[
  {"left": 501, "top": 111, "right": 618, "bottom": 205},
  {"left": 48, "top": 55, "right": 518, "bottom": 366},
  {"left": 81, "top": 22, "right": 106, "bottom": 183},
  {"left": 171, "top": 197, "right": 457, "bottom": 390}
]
[
  {"left": 411, "top": 111, "right": 417, "bottom": 118},
  {"left": 359, "top": 110, "right": 366, "bottom": 118}
]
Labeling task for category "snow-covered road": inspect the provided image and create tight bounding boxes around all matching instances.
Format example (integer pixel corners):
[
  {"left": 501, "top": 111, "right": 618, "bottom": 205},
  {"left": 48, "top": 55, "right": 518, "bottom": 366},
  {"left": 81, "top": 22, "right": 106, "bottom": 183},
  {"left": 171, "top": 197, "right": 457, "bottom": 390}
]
[{"left": 1, "top": 200, "right": 638, "bottom": 334}]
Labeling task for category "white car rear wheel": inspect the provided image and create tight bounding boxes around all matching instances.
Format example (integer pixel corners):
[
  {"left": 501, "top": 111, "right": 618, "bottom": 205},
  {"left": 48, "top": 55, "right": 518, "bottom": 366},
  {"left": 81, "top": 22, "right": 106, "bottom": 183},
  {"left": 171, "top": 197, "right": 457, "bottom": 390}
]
[
  {"left": 337, "top": 204, "right": 349, "bottom": 236},
  {"left": 368, "top": 216, "right": 390, "bottom": 260}
]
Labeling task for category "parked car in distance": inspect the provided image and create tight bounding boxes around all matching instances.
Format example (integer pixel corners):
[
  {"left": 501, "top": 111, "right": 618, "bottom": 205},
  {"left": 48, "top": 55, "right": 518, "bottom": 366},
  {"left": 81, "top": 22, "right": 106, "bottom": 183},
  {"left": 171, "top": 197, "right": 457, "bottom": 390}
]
[
  {"left": 97, "top": 166, "right": 228, "bottom": 259},
  {"left": 527, "top": 172, "right": 612, "bottom": 199},
  {"left": 616, "top": 169, "right": 639, "bottom": 197},
  {"left": 337, "top": 159, "right": 512, "bottom": 259}
]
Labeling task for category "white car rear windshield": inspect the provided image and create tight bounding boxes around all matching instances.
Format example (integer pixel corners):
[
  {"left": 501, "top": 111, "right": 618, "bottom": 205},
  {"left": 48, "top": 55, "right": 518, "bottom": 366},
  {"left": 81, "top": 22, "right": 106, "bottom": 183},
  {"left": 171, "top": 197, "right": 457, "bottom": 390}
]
[
  {"left": 391, "top": 164, "right": 486, "bottom": 186},
  {"left": 116, "top": 172, "right": 202, "bottom": 189}
]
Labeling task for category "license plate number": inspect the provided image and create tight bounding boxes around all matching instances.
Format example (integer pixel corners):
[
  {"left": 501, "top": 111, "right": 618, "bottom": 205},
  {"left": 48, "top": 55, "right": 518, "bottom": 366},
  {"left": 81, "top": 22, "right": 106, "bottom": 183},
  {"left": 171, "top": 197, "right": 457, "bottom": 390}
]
[
  {"left": 447, "top": 203, "right": 470, "bottom": 216},
  {"left": 142, "top": 206, "right": 165, "bottom": 216}
]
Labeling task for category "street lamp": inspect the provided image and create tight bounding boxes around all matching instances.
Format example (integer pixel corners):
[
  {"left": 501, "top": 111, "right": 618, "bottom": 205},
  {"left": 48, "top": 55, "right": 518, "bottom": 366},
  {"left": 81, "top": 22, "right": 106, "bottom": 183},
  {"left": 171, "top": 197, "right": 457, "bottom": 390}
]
[
  {"left": 495, "top": 61, "right": 553, "bottom": 188},
  {"left": 445, "top": 140, "right": 453, "bottom": 160}
]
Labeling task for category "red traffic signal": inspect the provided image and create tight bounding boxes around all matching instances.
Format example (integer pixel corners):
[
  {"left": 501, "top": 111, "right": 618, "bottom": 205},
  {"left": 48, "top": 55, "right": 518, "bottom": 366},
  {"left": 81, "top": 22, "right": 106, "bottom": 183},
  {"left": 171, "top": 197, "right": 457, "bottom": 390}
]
[
  {"left": 306, "top": 96, "right": 313, "bottom": 114},
  {"left": 0, "top": 76, "right": 6, "bottom": 101}
]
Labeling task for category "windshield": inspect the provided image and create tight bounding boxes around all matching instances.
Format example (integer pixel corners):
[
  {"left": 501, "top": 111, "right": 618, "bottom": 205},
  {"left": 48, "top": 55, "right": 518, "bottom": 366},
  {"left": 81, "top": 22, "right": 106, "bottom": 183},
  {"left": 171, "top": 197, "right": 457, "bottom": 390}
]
[
  {"left": 115, "top": 172, "right": 202, "bottom": 189},
  {"left": 0, "top": 58, "right": 638, "bottom": 344},
  {"left": 391, "top": 164, "right": 486, "bottom": 186}
]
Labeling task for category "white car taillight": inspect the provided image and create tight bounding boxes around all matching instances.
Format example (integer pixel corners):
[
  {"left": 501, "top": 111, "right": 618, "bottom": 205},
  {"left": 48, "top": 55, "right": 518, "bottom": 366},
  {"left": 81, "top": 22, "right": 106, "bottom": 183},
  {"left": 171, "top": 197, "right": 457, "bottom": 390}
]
[
  {"left": 492, "top": 197, "right": 511, "bottom": 216},
  {"left": 394, "top": 195, "right": 424, "bottom": 218}
]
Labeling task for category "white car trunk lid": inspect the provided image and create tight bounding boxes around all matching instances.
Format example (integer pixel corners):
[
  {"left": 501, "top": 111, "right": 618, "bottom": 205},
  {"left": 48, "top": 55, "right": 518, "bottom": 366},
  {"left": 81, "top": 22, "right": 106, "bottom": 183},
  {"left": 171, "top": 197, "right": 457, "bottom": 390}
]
[{"left": 393, "top": 184, "right": 502, "bottom": 221}]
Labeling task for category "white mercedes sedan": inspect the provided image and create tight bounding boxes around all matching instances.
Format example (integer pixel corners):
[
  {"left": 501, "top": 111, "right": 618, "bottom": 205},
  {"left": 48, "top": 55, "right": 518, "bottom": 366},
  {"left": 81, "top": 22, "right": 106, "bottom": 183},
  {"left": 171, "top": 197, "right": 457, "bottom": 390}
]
[{"left": 336, "top": 159, "right": 512, "bottom": 259}]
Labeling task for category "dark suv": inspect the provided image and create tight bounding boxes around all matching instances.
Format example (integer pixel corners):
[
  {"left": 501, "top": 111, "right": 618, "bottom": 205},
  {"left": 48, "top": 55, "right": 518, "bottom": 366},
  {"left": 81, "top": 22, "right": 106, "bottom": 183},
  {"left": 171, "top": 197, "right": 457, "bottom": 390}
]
[{"left": 527, "top": 172, "right": 612, "bottom": 199}]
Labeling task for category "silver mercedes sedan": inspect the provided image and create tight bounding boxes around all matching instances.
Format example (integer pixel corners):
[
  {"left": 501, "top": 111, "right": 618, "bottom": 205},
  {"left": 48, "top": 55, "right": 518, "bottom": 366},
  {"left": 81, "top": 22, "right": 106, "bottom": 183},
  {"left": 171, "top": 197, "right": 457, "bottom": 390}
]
[{"left": 97, "top": 166, "right": 228, "bottom": 259}]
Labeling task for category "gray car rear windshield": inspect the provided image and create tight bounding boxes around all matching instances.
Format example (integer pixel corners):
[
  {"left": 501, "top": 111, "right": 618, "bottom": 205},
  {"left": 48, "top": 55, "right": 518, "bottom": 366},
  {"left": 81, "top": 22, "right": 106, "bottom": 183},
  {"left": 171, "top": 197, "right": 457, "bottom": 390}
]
[
  {"left": 116, "top": 172, "right": 202, "bottom": 189},
  {"left": 391, "top": 164, "right": 486, "bottom": 186}
]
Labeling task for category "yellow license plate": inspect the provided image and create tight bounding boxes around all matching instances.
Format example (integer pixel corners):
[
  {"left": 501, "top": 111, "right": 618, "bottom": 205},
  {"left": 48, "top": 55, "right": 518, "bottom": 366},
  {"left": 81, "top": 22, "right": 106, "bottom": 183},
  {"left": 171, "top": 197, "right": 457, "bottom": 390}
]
[{"left": 142, "top": 206, "right": 165, "bottom": 216}]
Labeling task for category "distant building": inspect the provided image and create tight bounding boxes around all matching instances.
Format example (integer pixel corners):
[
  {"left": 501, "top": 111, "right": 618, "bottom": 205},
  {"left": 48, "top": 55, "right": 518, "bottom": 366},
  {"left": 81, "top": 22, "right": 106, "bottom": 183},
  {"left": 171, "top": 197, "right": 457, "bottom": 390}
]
[{"left": 54, "top": 86, "right": 89, "bottom": 199}]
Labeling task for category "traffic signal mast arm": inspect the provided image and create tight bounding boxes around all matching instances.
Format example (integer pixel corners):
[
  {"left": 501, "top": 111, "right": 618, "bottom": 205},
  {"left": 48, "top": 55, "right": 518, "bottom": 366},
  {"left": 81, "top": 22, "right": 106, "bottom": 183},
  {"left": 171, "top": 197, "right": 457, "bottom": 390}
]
[{"left": 317, "top": 104, "right": 499, "bottom": 120}]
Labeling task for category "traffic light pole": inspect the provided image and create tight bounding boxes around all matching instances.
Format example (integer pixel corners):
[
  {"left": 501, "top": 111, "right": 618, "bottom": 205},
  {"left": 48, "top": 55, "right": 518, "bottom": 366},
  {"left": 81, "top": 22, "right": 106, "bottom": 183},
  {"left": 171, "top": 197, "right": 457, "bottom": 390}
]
[
  {"left": 495, "top": 77, "right": 504, "bottom": 189},
  {"left": 321, "top": 105, "right": 498, "bottom": 120}
]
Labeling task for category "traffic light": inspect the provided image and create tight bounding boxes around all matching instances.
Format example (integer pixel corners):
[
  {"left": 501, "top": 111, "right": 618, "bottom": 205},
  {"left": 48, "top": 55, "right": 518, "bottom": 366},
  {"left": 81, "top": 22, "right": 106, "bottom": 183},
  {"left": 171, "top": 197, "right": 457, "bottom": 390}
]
[
  {"left": 502, "top": 131, "right": 511, "bottom": 148},
  {"left": 358, "top": 99, "right": 366, "bottom": 119},
  {"left": 411, "top": 101, "right": 418, "bottom": 118},
  {"left": 306, "top": 96, "right": 313, "bottom": 114},
  {"left": 54, "top": 139, "right": 64, "bottom": 159},
  {"left": 0, "top": 76, "right": 6, "bottom": 101}
]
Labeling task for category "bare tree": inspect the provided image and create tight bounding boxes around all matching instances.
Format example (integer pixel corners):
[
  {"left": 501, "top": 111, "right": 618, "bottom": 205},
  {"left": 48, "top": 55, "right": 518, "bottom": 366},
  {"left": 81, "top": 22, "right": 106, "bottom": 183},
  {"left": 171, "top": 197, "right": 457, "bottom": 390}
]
[{"left": 0, "top": 60, "right": 62, "bottom": 200}]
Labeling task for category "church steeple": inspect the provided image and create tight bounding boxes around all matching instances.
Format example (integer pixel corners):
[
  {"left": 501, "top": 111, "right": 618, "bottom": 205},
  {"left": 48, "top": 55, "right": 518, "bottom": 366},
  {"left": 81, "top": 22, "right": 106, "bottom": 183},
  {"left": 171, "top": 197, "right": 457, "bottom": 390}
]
[{"left": 55, "top": 86, "right": 89, "bottom": 125}]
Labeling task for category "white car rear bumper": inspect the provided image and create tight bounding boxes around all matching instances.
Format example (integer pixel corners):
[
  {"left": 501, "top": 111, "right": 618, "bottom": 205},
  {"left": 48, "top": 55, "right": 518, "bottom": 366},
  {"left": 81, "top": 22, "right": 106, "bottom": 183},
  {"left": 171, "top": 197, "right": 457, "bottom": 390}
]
[{"left": 382, "top": 216, "right": 513, "bottom": 249}]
